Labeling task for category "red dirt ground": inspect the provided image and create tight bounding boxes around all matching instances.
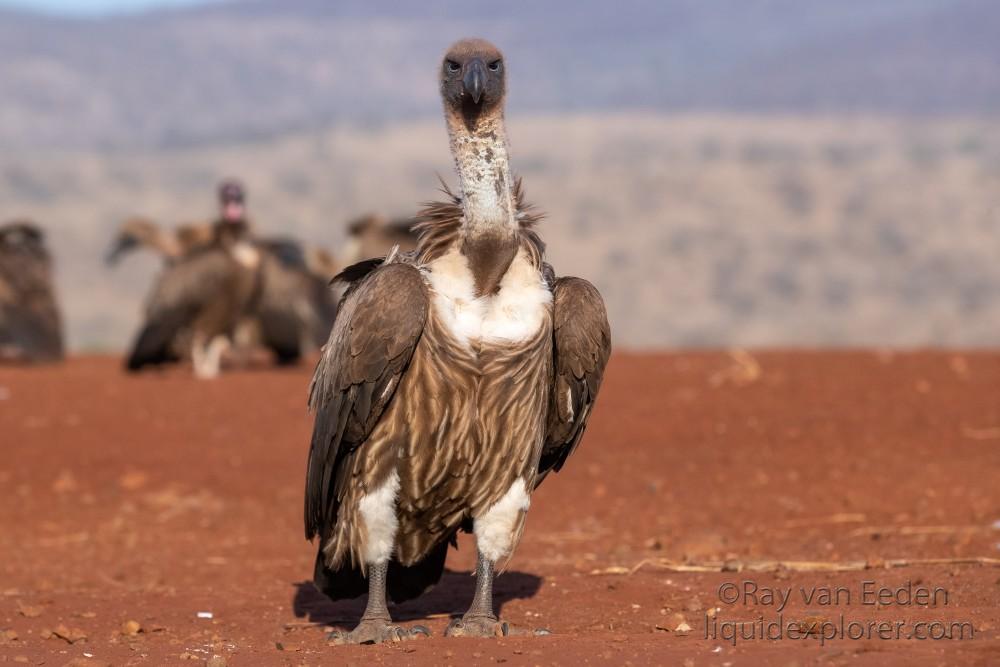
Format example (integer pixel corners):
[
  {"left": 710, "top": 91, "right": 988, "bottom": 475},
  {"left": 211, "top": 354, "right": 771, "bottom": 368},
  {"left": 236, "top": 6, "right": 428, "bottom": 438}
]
[{"left": 1, "top": 351, "right": 999, "bottom": 666}]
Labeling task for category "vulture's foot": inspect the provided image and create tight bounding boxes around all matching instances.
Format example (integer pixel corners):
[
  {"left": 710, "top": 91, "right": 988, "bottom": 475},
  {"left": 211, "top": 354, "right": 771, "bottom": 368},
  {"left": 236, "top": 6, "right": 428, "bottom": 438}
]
[
  {"left": 327, "top": 619, "right": 430, "bottom": 645},
  {"left": 445, "top": 615, "right": 551, "bottom": 638}
]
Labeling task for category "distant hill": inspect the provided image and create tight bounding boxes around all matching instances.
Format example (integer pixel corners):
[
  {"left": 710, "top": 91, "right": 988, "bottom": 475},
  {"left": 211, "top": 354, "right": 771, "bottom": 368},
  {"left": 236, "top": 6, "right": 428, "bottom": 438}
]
[{"left": 0, "top": 0, "right": 998, "bottom": 151}]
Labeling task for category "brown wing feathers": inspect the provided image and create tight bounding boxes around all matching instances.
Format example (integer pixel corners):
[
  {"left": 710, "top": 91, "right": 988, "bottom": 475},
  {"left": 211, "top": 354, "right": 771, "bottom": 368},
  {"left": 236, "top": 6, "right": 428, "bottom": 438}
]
[
  {"left": 538, "top": 276, "right": 611, "bottom": 483},
  {"left": 125, "top": 247, "right": 242, "bottom": 370},
  {"left": 304, "top": 262, "right": 429, "bottom": 541}
]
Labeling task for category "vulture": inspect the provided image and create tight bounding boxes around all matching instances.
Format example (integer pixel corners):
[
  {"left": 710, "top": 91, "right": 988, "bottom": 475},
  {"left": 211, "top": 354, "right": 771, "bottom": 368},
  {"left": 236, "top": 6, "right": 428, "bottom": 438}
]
[
  {"left": 342, "top": 214, "right": 419, "bottom": 265},
  {"left": 0, "top": 221, "right": 64, "bottom": 363},
  {"left": 304, "top": 38, "right": 611, "bottom": 643},
  {"left": 117, "top": 218, "right": 338, "bottom": 373},
  {"left": 125, "top": 218, "right": 261, "bottom": 377}
]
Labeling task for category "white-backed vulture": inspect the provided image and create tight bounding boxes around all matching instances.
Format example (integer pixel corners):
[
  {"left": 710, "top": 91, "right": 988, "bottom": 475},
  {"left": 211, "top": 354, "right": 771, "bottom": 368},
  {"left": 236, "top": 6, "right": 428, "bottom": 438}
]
[
  {"left": 0, "top": 221, "right": 64, "bottom": 363},
  {"left": 304, "top": 39, "right": 611, "bottom": 643}
]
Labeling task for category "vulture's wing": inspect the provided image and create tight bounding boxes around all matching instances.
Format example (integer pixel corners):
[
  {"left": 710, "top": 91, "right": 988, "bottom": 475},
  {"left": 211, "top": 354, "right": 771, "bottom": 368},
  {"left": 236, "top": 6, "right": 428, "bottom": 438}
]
[
  {"left": 304, "top": 261, "right": 428, "bottom": 541},
  {"left": 105, "top": 220, "right": 152, "bottom": 266},
  {"left": 537, "top": 276, "right": 611, "bottom": 485},
  {"left": 126, "top": 248, "right": 238, "bottom": 370},
  {"left": 332, "top": 257, "right": 385, "bottom": 286},
  {"left": 175, "top": 222, "right": 214, "bottom": 253},
  {"left": 255, "top": 253, "right": 307, "bottom": 364},
  {"left": 254, "top": 246, "right": 338, "bottom": 362}
]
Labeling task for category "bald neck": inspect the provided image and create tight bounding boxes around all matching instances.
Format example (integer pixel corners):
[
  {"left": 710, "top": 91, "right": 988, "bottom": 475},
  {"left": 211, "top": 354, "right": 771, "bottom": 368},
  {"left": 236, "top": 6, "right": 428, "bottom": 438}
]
[{"left": 445, "top": 107, "right": 519, "bottom": 295}]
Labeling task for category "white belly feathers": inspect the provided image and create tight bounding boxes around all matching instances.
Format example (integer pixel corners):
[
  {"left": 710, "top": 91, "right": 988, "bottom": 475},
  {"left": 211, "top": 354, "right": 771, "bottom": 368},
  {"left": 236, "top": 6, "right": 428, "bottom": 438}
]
[{"left": 424, "top": 246, "right": 551, "bottom": 348}]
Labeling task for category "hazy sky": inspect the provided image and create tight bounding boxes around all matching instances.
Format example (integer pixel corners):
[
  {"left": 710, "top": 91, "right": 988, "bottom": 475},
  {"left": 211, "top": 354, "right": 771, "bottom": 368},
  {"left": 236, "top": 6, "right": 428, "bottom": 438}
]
[{"left": 0, "top": 0, "right": 206, "bottom": 14}]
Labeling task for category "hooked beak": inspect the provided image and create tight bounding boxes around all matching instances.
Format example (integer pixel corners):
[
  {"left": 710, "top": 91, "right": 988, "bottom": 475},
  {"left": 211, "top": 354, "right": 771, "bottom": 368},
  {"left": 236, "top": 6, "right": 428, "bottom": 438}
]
[{"left": 463, "top": 59, "right": 486, "bottom": 104}]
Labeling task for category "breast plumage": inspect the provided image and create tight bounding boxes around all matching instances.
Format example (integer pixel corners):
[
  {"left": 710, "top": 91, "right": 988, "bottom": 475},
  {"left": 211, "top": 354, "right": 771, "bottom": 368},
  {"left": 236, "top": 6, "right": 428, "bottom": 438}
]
[{"left": 425, "top": 246, "right": 551, "bottom": 349}]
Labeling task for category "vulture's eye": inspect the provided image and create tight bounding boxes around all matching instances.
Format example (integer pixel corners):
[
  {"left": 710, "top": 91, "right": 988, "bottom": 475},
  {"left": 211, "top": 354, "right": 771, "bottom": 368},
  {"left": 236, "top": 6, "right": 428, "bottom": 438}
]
[
  {"left": 488, "top": 60, "right": 502, "bottom": 72},
  {"left": 446, "top": 60, "right": 461, "bottom": 73}
]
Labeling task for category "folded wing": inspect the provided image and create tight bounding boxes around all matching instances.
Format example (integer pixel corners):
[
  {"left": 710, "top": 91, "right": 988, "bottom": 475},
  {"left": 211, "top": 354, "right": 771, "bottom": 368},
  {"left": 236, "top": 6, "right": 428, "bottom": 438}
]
[
  {"left": 126, "top": 248, "right": 243, "bottom": 370},
  {"left": 538, "top": 276, "right": 611, "bottom": 484},
  {"left": 304, "top": 261, "right": 429, "bottom": 541}
]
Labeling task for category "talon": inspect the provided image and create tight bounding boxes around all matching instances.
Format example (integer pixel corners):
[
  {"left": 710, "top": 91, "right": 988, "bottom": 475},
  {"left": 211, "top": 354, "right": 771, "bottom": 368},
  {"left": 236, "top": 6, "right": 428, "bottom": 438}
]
[
  {"left": 445, "top": 615, "right": 528, "bottom": 638},
  {"left": 327, "top": 619, "right": 429, "bottom": 645}
]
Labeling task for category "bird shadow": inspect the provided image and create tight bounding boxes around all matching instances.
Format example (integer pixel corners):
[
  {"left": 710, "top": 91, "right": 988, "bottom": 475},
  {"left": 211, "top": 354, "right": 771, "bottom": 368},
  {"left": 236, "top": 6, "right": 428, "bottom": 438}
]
[{"left": 291, "top": 568, "right": 543, "bottom": 628}]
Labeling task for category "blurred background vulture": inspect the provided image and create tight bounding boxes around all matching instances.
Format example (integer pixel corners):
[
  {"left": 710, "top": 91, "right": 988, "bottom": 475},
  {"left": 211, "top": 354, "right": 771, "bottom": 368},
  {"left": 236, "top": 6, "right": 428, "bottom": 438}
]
[
  {"left": 0, "top": 221, "right": 64, "bottom": 363},
  {"left": 125, "top": 217, "right": 260, "bottom": 377},
  {"left": 119, "top": 182, "right": 339, "bottom": 375}
]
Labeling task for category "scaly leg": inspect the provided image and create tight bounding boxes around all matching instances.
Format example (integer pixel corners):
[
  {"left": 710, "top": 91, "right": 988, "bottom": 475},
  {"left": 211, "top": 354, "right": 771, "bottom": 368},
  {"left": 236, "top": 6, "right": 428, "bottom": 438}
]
[
  {"left": 327, "top": 562, "right": 430, "bottom": 645},
  {"left": 445, "top": 551, "right": 550, "bottom": 638}
]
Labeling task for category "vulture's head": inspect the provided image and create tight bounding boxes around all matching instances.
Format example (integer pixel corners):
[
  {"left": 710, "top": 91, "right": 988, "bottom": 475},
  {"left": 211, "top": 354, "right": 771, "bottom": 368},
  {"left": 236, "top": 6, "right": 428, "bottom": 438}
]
[
  {"left": 440, "top": 38, "right": 506, "bottom": 126},
  {"left": 0, "top": 221, "right": 49, "bottom": 263},
  {"left": 218, "top": 179, "right": 247, "bottom": 224}
]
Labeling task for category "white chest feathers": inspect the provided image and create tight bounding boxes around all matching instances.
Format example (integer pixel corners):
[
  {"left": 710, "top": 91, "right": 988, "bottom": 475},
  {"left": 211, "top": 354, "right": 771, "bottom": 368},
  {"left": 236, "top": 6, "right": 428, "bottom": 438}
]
[
  {"left": 230, "top": 242, "right": 261, "bottom": 269},
  {"left": 425, "top": 246, "right": 552, "bottom": 348}
]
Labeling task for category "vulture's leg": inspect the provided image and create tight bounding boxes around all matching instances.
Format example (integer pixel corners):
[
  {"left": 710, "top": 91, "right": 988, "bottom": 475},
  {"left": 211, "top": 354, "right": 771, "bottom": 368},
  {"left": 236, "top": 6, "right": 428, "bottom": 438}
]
[
  {"left": 230, "top": 318, "right": 258, "bottom": 367},
  {"left": 445, "top": 551, "right": 551, "bottom": 638},
  {"left": 190, "top": 332, "right": 206, "bottom": 377},
  {"left": 194, "top": 335, "right": 228, "bottom": 379},
  {"left": 206, "top": 336, "right": 229, "bottom": 375},
  {"left": 326, "top": 562, "right": 430, "bottom": 644},
  {"left": 445, "top": 551, "right": 502, "bottom": 636},
  {"left": 447, "top": 479, "right": 551, "bottom": 638}
]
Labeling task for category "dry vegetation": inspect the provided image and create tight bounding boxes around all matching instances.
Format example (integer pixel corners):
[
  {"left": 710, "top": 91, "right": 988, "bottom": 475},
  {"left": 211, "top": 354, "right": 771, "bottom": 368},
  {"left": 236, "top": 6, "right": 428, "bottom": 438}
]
[{"left": 2, "top": 112, "right": 999, "bottom": 350}]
